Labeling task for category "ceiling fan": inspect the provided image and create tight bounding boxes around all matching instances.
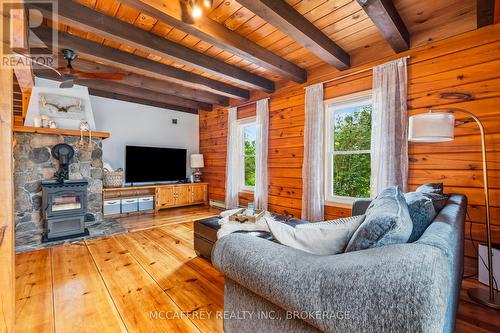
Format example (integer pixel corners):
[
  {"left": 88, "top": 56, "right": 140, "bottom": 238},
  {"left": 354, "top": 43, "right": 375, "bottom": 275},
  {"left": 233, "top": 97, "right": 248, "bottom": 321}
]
[{"left": 56, "top": 49, "right": 126, "bottom": 88}]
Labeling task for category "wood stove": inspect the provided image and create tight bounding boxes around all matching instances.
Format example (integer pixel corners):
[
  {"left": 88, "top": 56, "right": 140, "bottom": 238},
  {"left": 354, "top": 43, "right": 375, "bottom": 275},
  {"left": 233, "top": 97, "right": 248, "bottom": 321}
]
[
  {"left": 42, "top": 143, "right": 90, "bottom": 241},
  {"left": 42, "top": 179, "right": 89, "bottom": 241}
]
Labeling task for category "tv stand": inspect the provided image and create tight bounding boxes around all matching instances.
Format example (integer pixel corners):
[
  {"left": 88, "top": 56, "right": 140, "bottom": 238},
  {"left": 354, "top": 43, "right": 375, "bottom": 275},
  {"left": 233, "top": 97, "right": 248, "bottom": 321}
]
[{"left": 102, "top": 183, "right": 208, "bottom": 218}]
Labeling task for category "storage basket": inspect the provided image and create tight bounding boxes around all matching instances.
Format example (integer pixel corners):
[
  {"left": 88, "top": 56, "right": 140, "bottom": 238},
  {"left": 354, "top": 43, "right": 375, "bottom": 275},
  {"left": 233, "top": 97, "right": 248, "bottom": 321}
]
[{"left": 103, "top": 169, "right": 124, "bottom": 188}]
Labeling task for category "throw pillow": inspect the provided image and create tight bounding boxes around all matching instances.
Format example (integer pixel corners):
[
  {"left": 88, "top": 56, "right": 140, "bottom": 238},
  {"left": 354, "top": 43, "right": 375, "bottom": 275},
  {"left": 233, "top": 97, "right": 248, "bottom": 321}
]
[
  {"left": 416, "top": 182, "right": 449, "bottom": 212},
  {"left": 345, "top": 186, "right": 413, "bottom": 252},
  {"left": 416, "top": 183, "right": 444, "bottom": 194},
  {"left": 404, "top": 192, "right": 436, "bottom": 242},
  {"left": 265, "top": 215, "right": 365, "bottom": 255}
]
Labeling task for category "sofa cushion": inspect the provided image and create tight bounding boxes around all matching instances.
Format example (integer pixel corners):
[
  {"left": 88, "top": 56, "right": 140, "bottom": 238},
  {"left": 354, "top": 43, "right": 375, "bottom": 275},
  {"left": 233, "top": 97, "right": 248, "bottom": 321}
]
[
  {"left": 266, "top": 215, "right": 365, "bottom": 255},
  {"left": 345, "top": 186, "right": 412, "bottom": 252},
  {"left": 416, "top": 183, "right": 449, "bottom": 212},
  {"left": 405, "top": 192, "right": 436, "bottom": 242}
]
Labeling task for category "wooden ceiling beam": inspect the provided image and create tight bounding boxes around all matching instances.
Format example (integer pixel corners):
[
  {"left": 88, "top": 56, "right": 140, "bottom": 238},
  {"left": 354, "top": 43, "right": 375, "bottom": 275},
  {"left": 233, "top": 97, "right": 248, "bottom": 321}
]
[
  {"left": 236, "top": 0, "right": 350, "bottom": 70},
  {"left": 476, "top": 0, "right": 496, "bottom": 27},
  {"left": 54, "top": 58, "right": 229, "bottom": 106},
  {"left": 356, "top": 0, "right": 410, "bottom": 53},
  {"left": 35, "top": 69, "right": 203, "bottom": 114},
  {"left": 28, "top": 1, "right": 275, "bottom": 92},
  {"left": 88, "top": 88, "right": 199, "bottom": 114},
  {"left": 32, "top": 25, "right": 250, "bottom": 100},
  {"left": 118, "top": 0, "right": 307, "bottom": 83}
]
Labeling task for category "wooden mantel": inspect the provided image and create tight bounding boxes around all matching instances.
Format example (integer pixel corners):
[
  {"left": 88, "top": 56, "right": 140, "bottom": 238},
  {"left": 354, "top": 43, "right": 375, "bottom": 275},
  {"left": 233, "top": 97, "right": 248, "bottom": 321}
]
[{"left": 13, "top": 126, "right": 110, "bottom": 139}]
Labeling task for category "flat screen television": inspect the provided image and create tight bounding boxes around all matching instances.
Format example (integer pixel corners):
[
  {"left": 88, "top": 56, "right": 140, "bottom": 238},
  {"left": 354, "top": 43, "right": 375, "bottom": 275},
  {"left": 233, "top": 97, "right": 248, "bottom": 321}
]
[{"left": 125, "top": 145, "right": 187, "bottom": 184}]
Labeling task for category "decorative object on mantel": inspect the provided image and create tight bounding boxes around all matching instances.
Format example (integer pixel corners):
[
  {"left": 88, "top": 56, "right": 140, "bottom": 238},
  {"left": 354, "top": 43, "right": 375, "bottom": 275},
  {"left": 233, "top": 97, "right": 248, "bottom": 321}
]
[
  {"left": 48, "top": 120, "right": 57, "bottom": 129},
  {"left": 41, "top": 115, "right": 50, "bottom": 128},
  {"left": 409, "top": 108, "right": 499, "bottom": 309},
  {"left": 78, "top": 121, "right": 93, "bottom": 148},
  {"left": 25, "top": 83, "right": 96, "bottom": 131},
  {"left": 190, "top": 153, "right": 204, "bottom": 182}
]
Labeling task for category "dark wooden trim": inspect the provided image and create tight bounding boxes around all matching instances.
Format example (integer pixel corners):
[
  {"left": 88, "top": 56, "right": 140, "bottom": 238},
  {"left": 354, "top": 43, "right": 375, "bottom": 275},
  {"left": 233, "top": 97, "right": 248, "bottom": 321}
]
[
  {"left": 29, "top": 1, "right": 274, "bottom": 92},
  {"left": 32, "top": 25, "right": 250, "bottom": 100},
  {"left": 55, "top": 58, "right": 229, "bottom": 106},
  {"left": 88, "top": 89, "right": 199, "bottom": 114},
  {"left": 356, "top": 0, "right": 410, "bottom": 53},
  {"left": 118, "top": 0, "right": 306, "bottom": 83},
  {"left": 34, "top": 70, "right": 209, "bottom": 113},
  {"left": 236, "top": 0, "right": 350, "bottom": 70},
  {"left": 477, "top": 0, "right": 495, "bottom": 27},
  {"left": 496, "top": 0, "right": 500, "bottom": 23}
]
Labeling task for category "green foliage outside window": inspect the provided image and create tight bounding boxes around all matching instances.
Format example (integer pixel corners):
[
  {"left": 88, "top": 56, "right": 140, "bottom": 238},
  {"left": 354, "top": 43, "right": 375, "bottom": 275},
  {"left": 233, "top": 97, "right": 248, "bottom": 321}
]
[
  {"left": 332, "top": 105, "right": 372, "bottom": 198},
  {"left": 244, "top": 126, "right": 256, "bottom": 187}
]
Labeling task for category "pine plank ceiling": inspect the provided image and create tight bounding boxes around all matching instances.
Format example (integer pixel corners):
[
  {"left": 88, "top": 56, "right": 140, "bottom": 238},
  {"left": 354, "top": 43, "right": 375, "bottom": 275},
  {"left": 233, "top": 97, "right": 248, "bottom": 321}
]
[{"left": 34, "top": 0, "right": 477, "bottom": 112}]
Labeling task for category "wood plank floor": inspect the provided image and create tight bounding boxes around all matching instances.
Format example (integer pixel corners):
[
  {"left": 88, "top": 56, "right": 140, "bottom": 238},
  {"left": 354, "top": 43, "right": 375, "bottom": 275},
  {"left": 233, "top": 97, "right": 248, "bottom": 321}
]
[
  {"left": 14, "top": 207, "right": 500, "bottom": 332},
  {"left": 117, "top": 205, "right": 221, "bottom": 232}
]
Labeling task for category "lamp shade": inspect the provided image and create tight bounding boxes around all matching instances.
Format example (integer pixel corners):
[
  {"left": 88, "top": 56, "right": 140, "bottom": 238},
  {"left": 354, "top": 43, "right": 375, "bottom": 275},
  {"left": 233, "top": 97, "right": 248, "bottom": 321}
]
[
  {"left": 190, "top": 154, "right": 204, "bottom": 168},
  {"left": 408, "top": 112, "right": 455, "bottom": 142}
]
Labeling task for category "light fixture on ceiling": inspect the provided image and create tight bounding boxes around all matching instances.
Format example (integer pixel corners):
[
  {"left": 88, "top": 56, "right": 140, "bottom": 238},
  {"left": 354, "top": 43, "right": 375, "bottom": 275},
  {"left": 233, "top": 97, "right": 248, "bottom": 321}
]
[
  {"left": 185, "top": 0, "right": 212, "bottom": 20},
  {"left": 192, "top": 5, "right": 202, "bottom": 18}
]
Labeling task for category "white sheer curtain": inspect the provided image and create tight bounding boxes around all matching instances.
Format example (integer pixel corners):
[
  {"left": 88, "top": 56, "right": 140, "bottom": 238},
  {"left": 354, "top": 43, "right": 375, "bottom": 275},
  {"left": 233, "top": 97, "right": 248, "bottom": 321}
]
[
  {"left": 371, "top": 57, "right": 408, "bottom": 195},
  {"left": 301, "top": 83, "right": 324, "bottom": 222},
  {"left": 225, "top": 107, "right": 239, "bottom": 208},
  {"left": 254, "top": 98, "right": 269, "bottom": 210}
]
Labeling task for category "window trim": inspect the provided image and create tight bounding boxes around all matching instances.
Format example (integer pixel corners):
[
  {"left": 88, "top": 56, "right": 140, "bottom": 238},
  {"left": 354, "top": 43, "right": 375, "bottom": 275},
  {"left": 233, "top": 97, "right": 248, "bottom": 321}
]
[
  {"left": 324, "top": 90, "right": 372, "bottom": 205},
  {"left": 237, "top": 117, "right": 256, "bottom": 192}
]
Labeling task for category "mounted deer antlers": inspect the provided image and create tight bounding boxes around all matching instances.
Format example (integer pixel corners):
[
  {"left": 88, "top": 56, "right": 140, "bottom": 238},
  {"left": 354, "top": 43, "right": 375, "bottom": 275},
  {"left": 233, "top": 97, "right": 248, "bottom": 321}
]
[{"left": 40, "top": 95, "right": 82, "bottom": 113}]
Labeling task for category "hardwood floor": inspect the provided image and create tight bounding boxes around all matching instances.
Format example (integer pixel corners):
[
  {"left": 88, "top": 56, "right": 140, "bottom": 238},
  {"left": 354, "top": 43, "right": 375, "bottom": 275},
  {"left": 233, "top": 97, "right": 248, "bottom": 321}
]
[
  {"left": 117, "top": 205, "right": 221, "bottom": 231},
  {"left": 14, "top": 206, "right": 500, "bottom": 332},
  {"left": 15, "top": 221, "right": 224, "bottom": 333}
]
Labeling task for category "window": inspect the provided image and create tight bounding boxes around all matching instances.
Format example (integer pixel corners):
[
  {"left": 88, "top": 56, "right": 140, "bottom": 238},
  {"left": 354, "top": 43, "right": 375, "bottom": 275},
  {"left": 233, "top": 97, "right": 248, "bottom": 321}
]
[
  {"left": 325, "top": 92, "right": 372, "bottom": 203},
  {"left": 238, "top": 118, "right": 256, "bottom": 191}
]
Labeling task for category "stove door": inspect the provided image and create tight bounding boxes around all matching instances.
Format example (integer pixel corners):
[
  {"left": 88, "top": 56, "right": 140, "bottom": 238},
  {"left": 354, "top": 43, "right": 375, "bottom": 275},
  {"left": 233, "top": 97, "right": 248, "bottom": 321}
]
[{"left": 45, "top": 190, "right": 87, "bottom": 218}]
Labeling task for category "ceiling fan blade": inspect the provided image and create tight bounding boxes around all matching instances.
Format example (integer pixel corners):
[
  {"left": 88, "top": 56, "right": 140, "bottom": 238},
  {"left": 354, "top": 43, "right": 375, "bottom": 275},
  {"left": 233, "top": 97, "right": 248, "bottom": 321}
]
[{"left": 75, "top": 72, "right": 127, "bottom": 80}]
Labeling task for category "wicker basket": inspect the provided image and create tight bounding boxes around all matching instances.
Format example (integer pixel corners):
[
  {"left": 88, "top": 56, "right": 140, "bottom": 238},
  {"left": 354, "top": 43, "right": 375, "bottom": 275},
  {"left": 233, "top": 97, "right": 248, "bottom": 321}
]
[{"left": 103, "top": 169, "right": 124, "bottom": 188}]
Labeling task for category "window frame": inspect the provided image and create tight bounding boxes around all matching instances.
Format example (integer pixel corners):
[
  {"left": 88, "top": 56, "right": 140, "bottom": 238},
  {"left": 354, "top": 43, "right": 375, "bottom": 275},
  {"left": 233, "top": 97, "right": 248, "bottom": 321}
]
[
  {"left": 237, "top": 117, "right": 256, "bottom": 192},
  {"left": 324, "top": 90, "right": 373, "bottom": 205}
]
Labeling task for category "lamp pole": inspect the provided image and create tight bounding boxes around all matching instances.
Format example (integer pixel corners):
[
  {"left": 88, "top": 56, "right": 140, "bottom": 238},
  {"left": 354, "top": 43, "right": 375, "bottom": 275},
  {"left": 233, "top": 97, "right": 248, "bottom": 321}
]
[{"left": 428, "top": 109, "right": 498, "bottom": 308}]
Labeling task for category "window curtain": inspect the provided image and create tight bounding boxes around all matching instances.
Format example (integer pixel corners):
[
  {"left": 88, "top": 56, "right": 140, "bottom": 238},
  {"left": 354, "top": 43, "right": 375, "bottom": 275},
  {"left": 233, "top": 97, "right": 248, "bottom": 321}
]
[
  {"left": 301, "top": 83, "right": 324, "bottom": 222},
  {"left": 254, "top": 98, "right": 269, "bottom": 210},
  {"left": 225, "top": 107, "right": 239, "bottom": 208},
  {"left": 371, "top": 57, "right": 408, "bottom": 196}
]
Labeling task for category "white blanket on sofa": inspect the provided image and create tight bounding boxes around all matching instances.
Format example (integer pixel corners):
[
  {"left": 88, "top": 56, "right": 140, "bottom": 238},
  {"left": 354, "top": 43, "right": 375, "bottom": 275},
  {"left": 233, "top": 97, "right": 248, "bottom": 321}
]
[{"left": 217, "top": 209, "right": 271, "bottom": 239}]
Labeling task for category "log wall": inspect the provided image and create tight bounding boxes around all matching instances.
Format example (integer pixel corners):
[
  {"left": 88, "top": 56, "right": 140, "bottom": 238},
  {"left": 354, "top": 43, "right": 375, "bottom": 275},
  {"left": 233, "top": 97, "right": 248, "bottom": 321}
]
[{"left": 200, "top": 24, "right": 500, "bottom": 273}]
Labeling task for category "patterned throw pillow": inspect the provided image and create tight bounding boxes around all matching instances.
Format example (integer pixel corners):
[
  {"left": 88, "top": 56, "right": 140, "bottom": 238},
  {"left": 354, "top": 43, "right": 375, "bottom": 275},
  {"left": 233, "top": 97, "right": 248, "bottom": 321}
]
[
  {"left": 405, "top": 192, "right": 437, "bottom": 242},
  {"left": 266, "top": 215, "right": 365, "bottom": 255},
  {"left": 416, "top": 182, "right": 449, "bottom": 212},
  {"left": 345, "top": 186, "right": 413, "bottom": 252}
]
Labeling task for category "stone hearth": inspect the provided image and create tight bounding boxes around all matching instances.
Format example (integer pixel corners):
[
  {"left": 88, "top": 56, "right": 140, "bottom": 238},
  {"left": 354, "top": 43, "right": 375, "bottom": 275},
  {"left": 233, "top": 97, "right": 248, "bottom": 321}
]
[{"left": 13, "top": 132, "right": 126, "bottom": 252}]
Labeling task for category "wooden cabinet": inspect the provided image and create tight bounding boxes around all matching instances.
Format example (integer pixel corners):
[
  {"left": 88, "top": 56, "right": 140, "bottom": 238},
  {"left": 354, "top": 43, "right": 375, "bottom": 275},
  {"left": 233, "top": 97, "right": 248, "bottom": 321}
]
[
  {"left": 189, "top": 184, "right": 207, "bottom": 204},
  {"left": 154, "top": 183, "right": 208, "bottom": 213},
  {"left": 103, "top": 183, "right": 208, "bottom": 217},
  {"left": 157, "top": 187, "right": 174, "bottom": 208},
  {"left": 173, "top": 186, "right": 190, "bottom": 206}
]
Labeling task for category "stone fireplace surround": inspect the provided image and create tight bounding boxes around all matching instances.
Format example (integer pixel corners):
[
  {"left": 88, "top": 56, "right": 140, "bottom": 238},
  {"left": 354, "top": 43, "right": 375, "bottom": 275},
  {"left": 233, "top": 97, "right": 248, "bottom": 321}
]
[{"left": 14, "top": 132, "right": 125, "bottom": 252}]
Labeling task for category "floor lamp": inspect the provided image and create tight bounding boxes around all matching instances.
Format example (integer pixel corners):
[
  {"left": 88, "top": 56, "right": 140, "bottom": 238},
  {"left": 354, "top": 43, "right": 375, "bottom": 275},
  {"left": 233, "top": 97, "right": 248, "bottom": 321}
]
[{"left": 408, "top": 108, "right": 499, "bottom": 309}]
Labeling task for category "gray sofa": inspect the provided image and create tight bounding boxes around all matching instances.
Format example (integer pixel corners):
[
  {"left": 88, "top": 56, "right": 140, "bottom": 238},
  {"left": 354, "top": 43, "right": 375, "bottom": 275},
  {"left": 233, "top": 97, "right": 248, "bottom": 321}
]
[{"left": 212, "top": 194, "right": 466, "bottom": 333}]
